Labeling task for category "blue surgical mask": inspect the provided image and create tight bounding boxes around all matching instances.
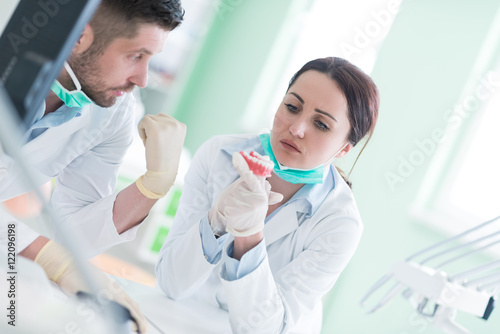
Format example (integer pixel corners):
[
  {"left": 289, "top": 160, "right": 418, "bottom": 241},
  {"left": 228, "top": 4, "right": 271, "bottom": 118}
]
[
  {"left": 50, "top": 62, "right": 93, "bottom": 108},
  {"left": 259, "top": 133, "right": 347, "bottom": 184}
]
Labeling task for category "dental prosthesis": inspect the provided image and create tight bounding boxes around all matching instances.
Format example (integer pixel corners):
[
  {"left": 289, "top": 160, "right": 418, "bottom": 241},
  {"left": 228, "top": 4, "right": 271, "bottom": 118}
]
[{"left": 240, "top": 151, "right": 274, "bottom": 178}]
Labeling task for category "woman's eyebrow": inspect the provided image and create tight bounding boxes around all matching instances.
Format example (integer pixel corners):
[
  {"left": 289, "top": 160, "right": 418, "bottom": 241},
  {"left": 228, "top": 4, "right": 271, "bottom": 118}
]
[
  {"left": 315, "top": 109, "right": 337, "bottom": 122},
  {"left": 289, "top": 91, "right": 337, "bottom": 122},
  {"left": 289, "top": 92, "right": 304, "bottom": 104}
]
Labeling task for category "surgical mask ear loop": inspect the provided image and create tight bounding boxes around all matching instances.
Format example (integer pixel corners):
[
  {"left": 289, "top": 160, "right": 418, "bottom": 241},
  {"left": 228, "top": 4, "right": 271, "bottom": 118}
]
[
  {"left": 63, "top": 62, "right": 83, "bottom": 91},
  {"left": 324, "top": 142, "right": 350, "bottom": 166}
]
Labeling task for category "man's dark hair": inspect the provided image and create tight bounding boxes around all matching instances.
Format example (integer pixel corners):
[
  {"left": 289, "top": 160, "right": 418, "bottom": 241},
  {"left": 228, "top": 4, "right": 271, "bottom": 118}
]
[{"left": 88, "top": 0, "right": 184, "bottom": 56}]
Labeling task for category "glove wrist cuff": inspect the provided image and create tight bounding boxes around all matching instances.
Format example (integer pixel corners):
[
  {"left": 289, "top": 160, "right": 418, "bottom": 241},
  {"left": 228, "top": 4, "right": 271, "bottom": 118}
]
[
  {"left": 34, "top": 239, "right": 54, "bottom": 263},
  {"left": 34, "top": 240, "right": 74, "bottom": 283},
  {"left": 136, "top": 171, "right": 174, "bottom": 199}
]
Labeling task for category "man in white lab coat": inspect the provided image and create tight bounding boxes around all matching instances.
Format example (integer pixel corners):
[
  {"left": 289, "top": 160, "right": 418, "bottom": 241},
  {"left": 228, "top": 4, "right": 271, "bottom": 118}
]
[{"left": 0, "top": 1, "right": 185, "bottom": 331}]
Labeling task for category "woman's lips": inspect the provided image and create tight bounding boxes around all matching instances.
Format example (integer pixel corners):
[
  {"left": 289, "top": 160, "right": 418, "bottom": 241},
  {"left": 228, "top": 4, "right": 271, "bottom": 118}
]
[{"left": 280, "top": 139, "right": 301, "bottom": 153}]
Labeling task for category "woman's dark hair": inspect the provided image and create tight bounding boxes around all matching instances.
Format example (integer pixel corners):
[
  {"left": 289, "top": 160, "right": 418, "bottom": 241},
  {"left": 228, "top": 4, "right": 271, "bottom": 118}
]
[{"left": 287, "top": 57, "right": 380, "bottom": 187}]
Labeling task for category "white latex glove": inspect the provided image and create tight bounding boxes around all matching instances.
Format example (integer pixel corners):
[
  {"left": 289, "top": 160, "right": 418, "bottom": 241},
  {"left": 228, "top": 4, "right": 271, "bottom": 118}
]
[
  {"left": 34, "top": 240, "right": 149, "bottom": 333},
  {"left": 136, "top": 113, "right": 186, "bottom": 199},
  {"left": 209, "top": 152, "right": 283, "bottom": 237}
]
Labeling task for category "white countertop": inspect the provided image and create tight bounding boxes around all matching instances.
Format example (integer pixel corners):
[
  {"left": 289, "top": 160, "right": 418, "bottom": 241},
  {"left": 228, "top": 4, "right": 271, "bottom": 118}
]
[
  {"left": 113, "top": 276, "right": 232, "bottom": 334},
  {"left": 0, "top": 255, "right": 232, "bottom": 333}
]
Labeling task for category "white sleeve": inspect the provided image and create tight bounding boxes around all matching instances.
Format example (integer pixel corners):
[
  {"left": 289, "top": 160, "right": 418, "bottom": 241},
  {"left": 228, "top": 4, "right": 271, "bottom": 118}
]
[
  {"left": 49, "top": 100, "right": 137, "bottom": 259},
  {"left": 221, "top": 211, "right": 363, "bottom": 334},
  {"left": 0, "top": 207, "right": 39, "bottom": 254},
  {"left": 156, "top": 138, "right": 223, "bottom": 300}
]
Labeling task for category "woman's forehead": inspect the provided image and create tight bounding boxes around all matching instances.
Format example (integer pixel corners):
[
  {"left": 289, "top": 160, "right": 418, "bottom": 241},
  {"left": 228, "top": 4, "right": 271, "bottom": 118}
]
[{"left": 287, "top": 71, "right": 349, "bottom": 119}]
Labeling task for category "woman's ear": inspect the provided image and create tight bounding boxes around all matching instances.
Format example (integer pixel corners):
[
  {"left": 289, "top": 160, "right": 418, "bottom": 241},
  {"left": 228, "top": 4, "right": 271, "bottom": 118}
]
[
  {"left": 336, "top": 143, "right": 353, "bottom": 159},
  {"left": 73, "top": 24, "right": 94, "bottom": 55}
]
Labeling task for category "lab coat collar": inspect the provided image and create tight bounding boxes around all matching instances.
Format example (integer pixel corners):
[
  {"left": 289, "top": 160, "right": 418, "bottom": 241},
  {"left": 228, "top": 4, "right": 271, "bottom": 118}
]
[
  {"left": 22, "top": 108, "right": 91, "bottom": 159},
  {"left": 26, "top": 94, "right": 129, "bottom": 139},
  {"left": 221, "top": 135, "right": 264, "bottom": 157},
  {"left": 30, "top": 100, "right": 84, "bottom": 128},
  {"left": 31, "top": 104, "right": 82, "bottom": 130},
  {"left": 25, "top": 101, "right": 83, "bottom": 142},
  {"left": 263, "top": 202, "right": 301, "bottom": 246}
]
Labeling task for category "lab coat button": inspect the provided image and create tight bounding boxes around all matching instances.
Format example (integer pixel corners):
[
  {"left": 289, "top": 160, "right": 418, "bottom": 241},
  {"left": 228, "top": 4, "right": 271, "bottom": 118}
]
[{"left": 0, "top": 167, "right": 7, "bottom": 176}]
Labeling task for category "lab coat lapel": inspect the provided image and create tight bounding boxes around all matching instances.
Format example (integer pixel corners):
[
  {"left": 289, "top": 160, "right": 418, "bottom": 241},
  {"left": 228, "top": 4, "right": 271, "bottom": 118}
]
[
  {"left": 264, "top": 202, "right": 300, "bottom": 246},
  {"left": 22, "top": 113, "right": 89, "bottom": 157}
]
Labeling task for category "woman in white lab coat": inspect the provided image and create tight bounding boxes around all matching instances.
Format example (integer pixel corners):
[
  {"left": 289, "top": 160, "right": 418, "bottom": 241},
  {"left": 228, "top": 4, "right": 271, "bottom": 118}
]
[{"left": 156, "top": 57, "right": 379, "bottom": 333}]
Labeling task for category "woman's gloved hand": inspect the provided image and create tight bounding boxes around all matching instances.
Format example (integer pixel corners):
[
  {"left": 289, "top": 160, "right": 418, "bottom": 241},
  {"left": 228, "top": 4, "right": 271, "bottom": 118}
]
[
  {"left": 136, "top": 113, "right": 186, "bottom": 199},
  {"left": 34, "top": 240, "right": 149, "bottom": 333},
  {"left": 209, "top": 152, "right": 283, "bottom": 237}
]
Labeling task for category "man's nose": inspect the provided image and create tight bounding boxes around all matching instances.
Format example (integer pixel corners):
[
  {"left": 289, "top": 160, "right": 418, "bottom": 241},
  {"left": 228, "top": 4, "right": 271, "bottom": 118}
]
[{"left": 129, "top": 62, "right": 149, "bottom": 88}]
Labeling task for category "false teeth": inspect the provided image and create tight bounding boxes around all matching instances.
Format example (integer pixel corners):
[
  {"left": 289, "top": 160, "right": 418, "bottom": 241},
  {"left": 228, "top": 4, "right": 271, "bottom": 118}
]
[{"left": 240, "top": 151, "right": 274, "bottom": 177}]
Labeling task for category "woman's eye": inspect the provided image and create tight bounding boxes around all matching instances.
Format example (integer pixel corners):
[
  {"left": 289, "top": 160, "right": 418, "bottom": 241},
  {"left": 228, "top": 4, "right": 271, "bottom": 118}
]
[
  {"left": 315, "top": 120, "right": 329, "bottom": 131},
  {"left": 285, "top": 103, "right": 298, "bottom": 113}
]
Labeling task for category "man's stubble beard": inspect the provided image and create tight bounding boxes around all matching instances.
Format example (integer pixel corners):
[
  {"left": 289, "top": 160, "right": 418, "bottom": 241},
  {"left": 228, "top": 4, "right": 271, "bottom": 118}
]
[{"left": 69, "top": 49, "right": 117, "bottom": 108}]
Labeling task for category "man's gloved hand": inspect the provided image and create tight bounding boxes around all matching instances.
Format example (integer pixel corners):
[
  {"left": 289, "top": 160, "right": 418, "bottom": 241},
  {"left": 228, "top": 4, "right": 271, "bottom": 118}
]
[
  {"left": 209, "top": 152, "right": 283, "bottom": 237},
  {"left": 34, "top": 240, "right": 149, "bottom": 333},
  {"left": 136, "top": 113, "right": 186, "bottom": 199}
]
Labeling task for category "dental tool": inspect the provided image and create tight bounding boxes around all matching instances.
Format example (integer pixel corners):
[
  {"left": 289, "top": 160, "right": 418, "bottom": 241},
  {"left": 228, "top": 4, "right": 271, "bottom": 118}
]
[{"left": 360, "top": 215, "right": 500, "bottom": 334}]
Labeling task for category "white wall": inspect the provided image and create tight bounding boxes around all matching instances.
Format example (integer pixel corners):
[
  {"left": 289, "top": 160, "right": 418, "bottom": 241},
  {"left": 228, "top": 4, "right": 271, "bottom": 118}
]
[{"left": 0, "top": 1, "right": 19, "bottom": 34}]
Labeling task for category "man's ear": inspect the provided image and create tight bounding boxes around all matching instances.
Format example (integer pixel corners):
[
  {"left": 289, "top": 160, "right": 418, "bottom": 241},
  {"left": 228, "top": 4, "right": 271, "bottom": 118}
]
[{"left": 73, "top": 24, "right": 94, "bottom": 55}]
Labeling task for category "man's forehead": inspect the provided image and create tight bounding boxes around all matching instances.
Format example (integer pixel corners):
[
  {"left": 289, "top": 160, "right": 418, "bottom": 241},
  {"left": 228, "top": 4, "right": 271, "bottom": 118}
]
[{"left": 110, "top": 25, "right": 169, "bottom": 54}]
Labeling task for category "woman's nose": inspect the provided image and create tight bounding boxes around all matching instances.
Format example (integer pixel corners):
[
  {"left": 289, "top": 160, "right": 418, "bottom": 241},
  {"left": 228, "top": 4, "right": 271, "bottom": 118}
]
[{"left": 289, "top": 117, "right": 307, "bottom": 138}]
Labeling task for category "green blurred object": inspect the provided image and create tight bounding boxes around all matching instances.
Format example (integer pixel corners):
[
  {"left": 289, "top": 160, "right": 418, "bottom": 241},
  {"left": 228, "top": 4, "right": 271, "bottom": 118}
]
[
  {"left": 148, "top": 187, "right": 183, "bottom": 254},
  {"left": 165, "top": 187, "right": 182, "bottom": 217},
  {"left": 151, "top": 225, "right": 170, "bottom": 253}
]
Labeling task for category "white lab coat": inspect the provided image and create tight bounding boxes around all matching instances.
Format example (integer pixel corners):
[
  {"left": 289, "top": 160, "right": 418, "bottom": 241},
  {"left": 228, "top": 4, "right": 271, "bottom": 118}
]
[
  {"left": 156, "top": 134, "right": 363, "bottom": 334},
  {"left": 0, "top": 94, "right": 139, "bottom": 258}
]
